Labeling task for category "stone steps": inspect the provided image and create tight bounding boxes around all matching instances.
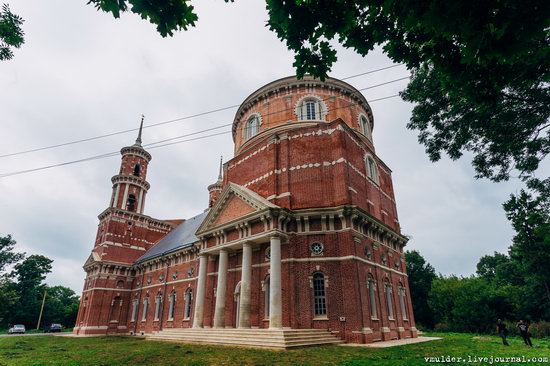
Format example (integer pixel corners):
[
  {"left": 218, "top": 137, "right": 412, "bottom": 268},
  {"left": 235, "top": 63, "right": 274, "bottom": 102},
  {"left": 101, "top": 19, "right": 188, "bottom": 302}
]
[{"left": 146, "top": 328, "right": 343, "bottom": 349}]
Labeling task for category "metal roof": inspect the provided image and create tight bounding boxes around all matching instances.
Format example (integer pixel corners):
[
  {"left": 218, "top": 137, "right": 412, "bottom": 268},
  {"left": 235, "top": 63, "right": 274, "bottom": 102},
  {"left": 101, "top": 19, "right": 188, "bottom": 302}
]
[{"left": 136, "top": 210, "right": 208, "bottom": 263}]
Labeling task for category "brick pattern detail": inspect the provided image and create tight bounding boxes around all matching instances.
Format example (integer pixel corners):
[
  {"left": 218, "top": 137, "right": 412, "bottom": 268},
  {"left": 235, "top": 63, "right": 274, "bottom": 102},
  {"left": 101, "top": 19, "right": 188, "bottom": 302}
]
[{"left": 74, "top": 77, "right": 417, "bottom": 344}]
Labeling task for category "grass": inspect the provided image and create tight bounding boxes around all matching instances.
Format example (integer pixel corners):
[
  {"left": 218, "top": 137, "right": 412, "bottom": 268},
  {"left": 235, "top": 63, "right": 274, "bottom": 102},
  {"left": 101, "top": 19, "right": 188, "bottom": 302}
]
[{"left": 0, "top": 332, "right": 548, "bottom": 366}]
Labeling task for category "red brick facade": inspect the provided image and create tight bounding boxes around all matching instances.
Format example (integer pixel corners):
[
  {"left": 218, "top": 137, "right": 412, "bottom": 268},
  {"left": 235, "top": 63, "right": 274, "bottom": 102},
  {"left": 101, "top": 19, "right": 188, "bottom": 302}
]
[{"left": 74, "top": 76, "right": 417, "bottom": 343}]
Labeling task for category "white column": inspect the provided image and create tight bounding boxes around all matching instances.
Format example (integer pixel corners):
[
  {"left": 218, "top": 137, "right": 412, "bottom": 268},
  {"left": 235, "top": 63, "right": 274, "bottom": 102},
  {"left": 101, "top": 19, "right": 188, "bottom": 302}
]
[
  {"left": 269, "top": 236, "right": 282, "bottom": 328},
  {"left": 213, "top": 249, "right": 228, "bottom": 328},
  {"left": 140, "top": 192, "right": 147, "bottom": 213},
  {"left": 137, "top": 190, "right": 144, "bottom": 214},
  {"left": 238, "top": 243, "right": 252, "bottom": 328},
  {"left": 122, "top": 184, "right": 129, "bottom": 210},
  {"left": 192, "top": 254, "right": 208, "bottom": 328},
  {"left": 112, "top": 184, "right": 120, "bottom": 208}
]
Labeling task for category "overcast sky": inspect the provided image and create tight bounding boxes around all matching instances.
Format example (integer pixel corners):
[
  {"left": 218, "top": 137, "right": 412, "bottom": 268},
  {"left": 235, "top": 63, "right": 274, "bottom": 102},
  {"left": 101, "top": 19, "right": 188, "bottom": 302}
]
[{"left": 1, "top": 0, "right": 546, "bottom": 293}]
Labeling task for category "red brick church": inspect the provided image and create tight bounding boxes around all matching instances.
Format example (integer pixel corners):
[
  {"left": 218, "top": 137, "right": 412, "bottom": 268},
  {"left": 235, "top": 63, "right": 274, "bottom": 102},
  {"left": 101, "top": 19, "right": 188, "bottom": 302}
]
[{"left": 74, "top": 76, "right": 417, "bottom": 347}]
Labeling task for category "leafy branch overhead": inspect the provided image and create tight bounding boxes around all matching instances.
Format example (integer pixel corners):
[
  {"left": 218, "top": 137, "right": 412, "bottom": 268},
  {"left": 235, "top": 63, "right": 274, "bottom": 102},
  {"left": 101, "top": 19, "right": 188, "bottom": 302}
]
[
  {"left": 0, "top": 3, "right": 24, "bottom": 60},
  {"left": 265, "top": 1, "right": 550, "bottom": 184},
  {"left": 3, "top": 1, "right": 550, "bottom": 186},
  {"left": 87, "top": 0, "right": 198, "bottom": 37}
]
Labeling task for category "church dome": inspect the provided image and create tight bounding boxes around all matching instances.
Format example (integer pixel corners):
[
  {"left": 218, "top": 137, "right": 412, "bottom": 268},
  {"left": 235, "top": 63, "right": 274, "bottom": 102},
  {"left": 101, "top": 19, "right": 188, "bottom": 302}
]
[{"left": 232, "top": 76, "right": 375, "bottom": 154}]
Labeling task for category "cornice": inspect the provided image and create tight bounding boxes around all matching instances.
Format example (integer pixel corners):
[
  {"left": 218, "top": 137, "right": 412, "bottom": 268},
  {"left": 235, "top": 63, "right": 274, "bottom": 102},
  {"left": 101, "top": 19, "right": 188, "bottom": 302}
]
[
  {"left": 120, "top": 145, "right": 152, "bottom": 161},
  {"left": 232, "top": 75, "right": 373, "bottom": 141},
  {"left": 111, "top": 174, "right": 150, "bottom": 190}
]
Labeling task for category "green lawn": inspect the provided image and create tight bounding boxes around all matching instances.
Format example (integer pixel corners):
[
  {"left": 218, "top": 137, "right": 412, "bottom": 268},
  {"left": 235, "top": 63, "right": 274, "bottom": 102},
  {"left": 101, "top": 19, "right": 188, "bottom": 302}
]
[{"left": 0, "top": 333, "right": 548, "bottom": 366}]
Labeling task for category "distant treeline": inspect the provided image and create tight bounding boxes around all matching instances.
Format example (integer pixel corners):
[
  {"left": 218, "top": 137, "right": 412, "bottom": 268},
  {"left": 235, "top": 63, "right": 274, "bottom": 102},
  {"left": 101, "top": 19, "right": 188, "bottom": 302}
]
[
  {"left": 407, "top": 180, "right": 550, "bottom": 337},
  {"left": 0, "top": 235, "right": 80, "bottom": 330}
]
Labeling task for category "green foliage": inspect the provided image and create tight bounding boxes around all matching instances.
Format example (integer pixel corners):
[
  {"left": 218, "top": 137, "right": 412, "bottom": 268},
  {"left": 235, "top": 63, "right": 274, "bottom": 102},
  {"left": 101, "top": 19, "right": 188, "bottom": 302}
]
[
  {"left": 405, "top": 250, "right": 436, "bottom": 328},
  {"left": 266, "top": 0, "right": 550, "bottom": 183},
  {"left": 0, "top": 3, "right": 24, "bottom": 60},
  {"left": 41, "top": 286, "right": 80, "bottom": 328},
  {"left": 0, "top": 234, "right": 25, "bottom": 276},
  {"left": 504, "top": 178, "right": 550, "bottom": 304},
  {"left": 428, "top": 276, "right": 511, "bottom": 333},
  {"left": 87, "top": 0, "right": 199, "bottom": 37}
]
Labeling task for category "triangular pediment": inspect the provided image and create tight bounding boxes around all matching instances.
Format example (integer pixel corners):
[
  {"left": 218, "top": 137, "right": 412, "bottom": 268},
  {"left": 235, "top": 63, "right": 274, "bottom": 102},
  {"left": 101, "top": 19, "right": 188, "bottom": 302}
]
[
  {"left": 196, "top": 183, "right": 278, "bottom": 234},
  {"left": 83, "top": 251, "right": 101, "bottom": 269}
]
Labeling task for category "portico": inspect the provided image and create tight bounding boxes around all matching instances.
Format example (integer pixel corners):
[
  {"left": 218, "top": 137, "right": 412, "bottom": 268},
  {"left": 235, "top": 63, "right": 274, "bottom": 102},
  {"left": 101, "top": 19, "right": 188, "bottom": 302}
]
[{"left": 192, "top": 231, "right": 286, "bottom": 329}]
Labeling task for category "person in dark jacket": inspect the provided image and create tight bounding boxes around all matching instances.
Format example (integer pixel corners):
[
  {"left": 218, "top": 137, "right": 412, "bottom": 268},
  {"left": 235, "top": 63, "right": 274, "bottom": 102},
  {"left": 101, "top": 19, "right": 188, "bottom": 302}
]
[
  {"left": 516, "top": 320, "right": 533, "bottom": 347},
  {"left": 497, "top": 319, "right": 509, "bottom": 345}
]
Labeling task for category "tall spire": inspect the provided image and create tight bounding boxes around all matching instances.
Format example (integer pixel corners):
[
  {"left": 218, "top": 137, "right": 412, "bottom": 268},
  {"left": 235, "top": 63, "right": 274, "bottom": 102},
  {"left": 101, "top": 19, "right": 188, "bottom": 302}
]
[
  {"left": 135, "top": 114, "right": 144, "bottom": 146},
  {"left": 217, "top": 156, "right": 223, "bottom": 181}
]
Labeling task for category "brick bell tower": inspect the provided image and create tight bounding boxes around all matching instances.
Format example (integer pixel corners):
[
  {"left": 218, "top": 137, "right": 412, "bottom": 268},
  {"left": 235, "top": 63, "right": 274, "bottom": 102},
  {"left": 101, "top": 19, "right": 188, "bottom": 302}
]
[{"left": 74, "top": 117, "right": 177, "bottom": 335}]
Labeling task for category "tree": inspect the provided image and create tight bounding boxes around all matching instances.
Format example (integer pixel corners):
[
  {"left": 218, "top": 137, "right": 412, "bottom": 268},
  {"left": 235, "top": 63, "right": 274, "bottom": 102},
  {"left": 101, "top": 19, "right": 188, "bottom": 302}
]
[
  {"left": 42, "top": 286, "right": 80, "bottom": 328},
  {"left": 0, "top": 234, "right": 24, "bottom": 275},
  {"left": 405, "top": 250, "right": 436, "bottom": 328},
  {"left": 503, "top": 178, "right": 550, "bottom": 304},
  {"left": 0, "top": 3, "right": 24, "bottom": 60},
  {"left": 10, "top": 255, "right": 53, "bottom": 328},
  {"left": 265, "top": 1, "right": 550, "bottom": 185},
  {"left": 0, "top": 234, "right": 25, "bottom": 327}
]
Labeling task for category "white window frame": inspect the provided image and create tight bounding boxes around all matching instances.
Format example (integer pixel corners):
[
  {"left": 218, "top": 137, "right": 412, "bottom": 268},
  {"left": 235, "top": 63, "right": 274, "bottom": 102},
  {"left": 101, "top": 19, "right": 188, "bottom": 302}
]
[
  {"left": 264, "top": 275, "right": 270, "bottom": 319},
  {"left": 184, "top": 288, "right": 193, "bottom": 320},
  {"left": 399, "top": 286, "right": 408, "bottom": 320},
  {"left": 295, "top": 96, "right": 327, "bottom": 121},
  {"left": 244, "top": 113, "right": 261, "bottom": 141},
  {"left": 154, "top": 295, "right": 162, "bottom": 321},
  {"left": 142, "top": 297, "right": 149, "bottom": 321},
  {"left": 368, "top": 277, "right": 378, "bottom": 319},
  {"left": 131, "top": 299, "right": 139, "bottom": 322},
  {"left": 385, "top": 281, "right": 394, "bottom": 320},
  {"left": 359, "top": 114, "right": 372, "bottom": 140},
  {"left": 365, "top": 154, "right": 379, "bottom": 185},
  {"left": 312, "top": 272, "right": 327, "bottom": 317},
  {"left": 168, "top": 292, "right": 176, "bottom": 321}
]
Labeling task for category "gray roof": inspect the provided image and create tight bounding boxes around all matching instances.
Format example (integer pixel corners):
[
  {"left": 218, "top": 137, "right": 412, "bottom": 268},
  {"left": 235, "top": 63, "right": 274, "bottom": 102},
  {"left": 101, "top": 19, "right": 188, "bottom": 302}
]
[{"left": 136, "top": 210, "right": 208, "bottom": 263}]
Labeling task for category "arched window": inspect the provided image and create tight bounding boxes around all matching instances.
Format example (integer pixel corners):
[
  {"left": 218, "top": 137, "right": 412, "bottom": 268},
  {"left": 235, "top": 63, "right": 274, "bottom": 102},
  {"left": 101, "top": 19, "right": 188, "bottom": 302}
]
[
  {"left": 131, "top": 299, "right": 139, "bottom": 322},
  {"left": 365, "top": 155, "right": 379, "bottom": 184},
  {"left": 234, "top": 282, "right": 241, "bottom": 325},
  {"left": 368, "top": 276, "right": 377, "bottom": 319},
  {"left": 385, "top": 280, "right": 394, "bottom": 319},
  {"left": 127, "top": 194, "right": 137, "bottom": 212},
  {"left": 244, "top": 114, "right": 260, "bottom": 141},
  {"left": 168, "top": 292, "right": 176, "bottom": 321},
  {"left": 116, "top": 280, "right": 124, "bottom": 288},
  {"left": 398, "top": 285, "right": 408, "bottom": 320},
  {"left": 264, "top": 275, "right": 270, "bottom": 318},
  {"left": 133, "top": 164, "right": 141, "bottom": 177},
  {"left": 359, "top": 114, "right": 372, "bottom": 140},
  {"left": 312, "top": 272, "right": 327, "bottom": 317},
  {"left": 184, "top": 288, "right": 193, "bottom": 320},
  {"left": 142, "top": 297, "right": 149, "bottom": 321},
  {"left": 154, "top": 294, "right": 162, "bottom": 321},
  {"left": 297, "top": 97, "right": 326, "bottom": 121}
]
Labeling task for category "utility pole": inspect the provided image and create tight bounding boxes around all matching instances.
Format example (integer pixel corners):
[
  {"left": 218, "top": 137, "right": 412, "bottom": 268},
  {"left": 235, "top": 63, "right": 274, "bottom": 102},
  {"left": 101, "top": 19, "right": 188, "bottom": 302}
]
[{"left": 36, "top": 288, "right": 47, "bottom": 331}]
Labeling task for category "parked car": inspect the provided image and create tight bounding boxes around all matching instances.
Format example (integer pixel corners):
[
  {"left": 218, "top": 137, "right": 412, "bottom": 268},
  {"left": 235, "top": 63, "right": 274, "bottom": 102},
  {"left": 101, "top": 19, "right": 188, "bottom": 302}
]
[
  {"left": 8, "top": 325, "right": 25, "bottom": 334},
  {"left": 46, "top": 323, "right": 63, "bottom": 333}
]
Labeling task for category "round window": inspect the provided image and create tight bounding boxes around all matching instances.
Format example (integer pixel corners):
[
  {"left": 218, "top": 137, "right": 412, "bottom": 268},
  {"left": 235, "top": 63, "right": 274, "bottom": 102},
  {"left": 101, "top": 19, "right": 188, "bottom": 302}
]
[
  {"left": 265, "top": 247, "right": 271, "bottom": 260},
  {"left": 311, "top": 242, "right": 324, "bottom": 255}
]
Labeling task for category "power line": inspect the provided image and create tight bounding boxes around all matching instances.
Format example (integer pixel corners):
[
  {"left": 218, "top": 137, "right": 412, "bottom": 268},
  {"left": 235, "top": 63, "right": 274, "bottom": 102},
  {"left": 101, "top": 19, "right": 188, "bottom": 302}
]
[
  {"left": 0, "top": 64, "right": 406, "bottom": 159},
  {"left": 0, "top": 93, "right": 402, "bottom": 179}
]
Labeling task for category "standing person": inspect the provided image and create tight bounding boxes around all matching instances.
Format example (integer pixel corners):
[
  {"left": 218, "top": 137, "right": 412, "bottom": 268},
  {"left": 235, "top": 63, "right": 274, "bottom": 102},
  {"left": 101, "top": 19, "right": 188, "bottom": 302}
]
[
  {"left": 497, "top": 319, "right": 510, "bottom": 346},
  {"left": 516, "top": 320, "right": 533, "bottom": 347}
]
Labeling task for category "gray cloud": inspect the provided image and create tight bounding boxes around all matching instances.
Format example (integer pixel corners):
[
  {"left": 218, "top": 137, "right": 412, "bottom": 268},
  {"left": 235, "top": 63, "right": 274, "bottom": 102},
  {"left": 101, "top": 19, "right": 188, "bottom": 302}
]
[{"left": 1, "top": 0, "right": 546, "bottom": 292}]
